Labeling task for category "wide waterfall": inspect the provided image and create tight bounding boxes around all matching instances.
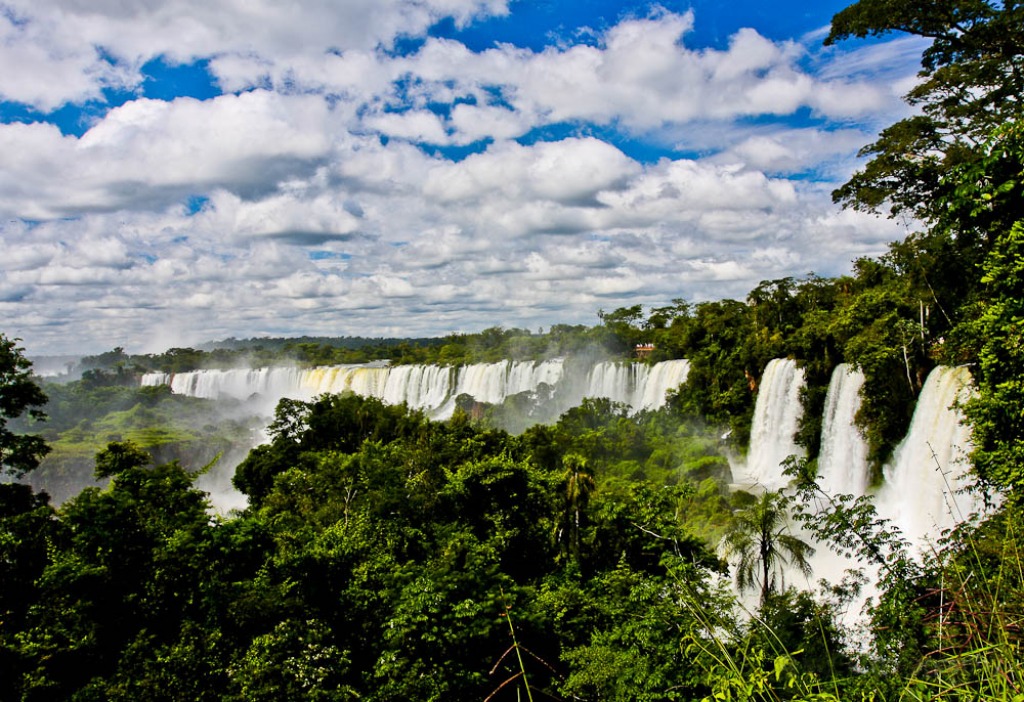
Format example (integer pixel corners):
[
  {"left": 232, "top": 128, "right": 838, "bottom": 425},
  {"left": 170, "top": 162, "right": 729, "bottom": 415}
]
[
  {"left": 817, "top": 364, "right": 871, "bottom": 498},
  {"left": 874, "top": 365, "right": 982, "bottom": 551},
  {"left": 141, "top": 358, "right": 690, "bottom": 419},
  {"left": 736, "top": 358, "right": 805, "bottom": 490}
]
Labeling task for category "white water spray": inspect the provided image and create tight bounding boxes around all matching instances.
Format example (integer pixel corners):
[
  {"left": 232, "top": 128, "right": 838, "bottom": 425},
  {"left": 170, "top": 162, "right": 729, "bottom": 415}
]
[
  {"left": 817, "top": 364, "right": 871, "bottom": 498},
  {"left": 737, "top": 358, "right": 805, "bottom": 490},
  {"left": 142, "top": 358, "right": 690, "bottom": 419},
  {"left": 874, "top": 366, "right": 981, "bottom": 552}
]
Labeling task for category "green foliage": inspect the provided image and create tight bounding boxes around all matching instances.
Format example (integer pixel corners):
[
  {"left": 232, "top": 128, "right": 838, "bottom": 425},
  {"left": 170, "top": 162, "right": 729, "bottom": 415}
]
[
  {"left": 231, "top": 619, "right": 356, "bottom": 701},
  {"left": 964, "top": 220, "right": 1024, "bottom": 495},
  {"left": 1, "top": 334, "right": 50, "bottom": 478},
  {"left": 19, "top": 378, "right": 257, "bottom": 504},
  {"left": 669, "top": 299, "right": 758, "bottom": 443},
  {"left": 831, "top": 271, "right": 929, "bottom": 469},
  {"left": 1, "top": 387, "right": 752, "bottom": 700},
  {"left": 94, "top": 440, "right": 152, "bottom": 478},
  {"left": 827, "top": 0, "right": 1024, "bottom": 224},
  {"left": 9, "top": 445, "right": 219, "bottom": 699},
  {"left": 721, "top": 490, "right": 814, "bottom": 606},
  {"left": 558, "top": 562, "right": 732, "bottom": 701}
]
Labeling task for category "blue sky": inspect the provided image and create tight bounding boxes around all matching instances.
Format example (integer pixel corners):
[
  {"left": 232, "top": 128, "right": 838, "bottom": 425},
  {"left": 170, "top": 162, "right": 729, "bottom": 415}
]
[{"left": 0, "top": 0, "right": 925, "bottom": 356}]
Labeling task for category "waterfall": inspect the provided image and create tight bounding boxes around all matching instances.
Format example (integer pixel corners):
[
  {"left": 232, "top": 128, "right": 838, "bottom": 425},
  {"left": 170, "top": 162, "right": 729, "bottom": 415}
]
[
  {"left": 724, "top": 362, "right": 982, "bottom": 626},
  {"left": 732, "top": 360, "right": 867, "bottom": 625},
  {"left": 451, "top": 360, "right": 564, "bottom": 406},
  {"left": 142, "top": 359, "right": 569, "bottom": 419},
  {"left": 381, "top": 364, "right": 456, "bottom": 410},
  {"left": 305, "top": 365, "right": 394, "bottom": 401},
  {"left": 637, "top": 359, "right": 690, "bottom": 410},
  {"left": 141, "top": 357, "right": 691, "bottom": 419},
  {"left": 141, "top": 367, "right": 310, "bottom": 416},
  {"left": 583, "top": 359, "right": 689, "bottom": 410},
  {"left": 584, "top": 361, "right": 639, "bottom": 406},
  {"left": 738, "top": 358, "right": 805, "bottom": 490},
  {"left": 817, "top": 364, "right": 871, "bottom": 497},
  {"left": 874, "top": 366, "right": 981, "bottom": 551}
]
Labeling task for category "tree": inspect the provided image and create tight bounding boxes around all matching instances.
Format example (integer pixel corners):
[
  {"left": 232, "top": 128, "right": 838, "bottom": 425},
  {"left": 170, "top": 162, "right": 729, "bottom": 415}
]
[
  {"left": 0, "top": 334, "right": 49, "bottom": 478},
  {"left": 94, "top": 440, "right": 152, "bottom": 478},
  {"left": 965, "top": 220, "right": 1024, "bottom": 496},
  {"left": 827, "top": 0, "right": 1024, "bottom": 226},
  {"left": 559, "top": 453, "right": 595, "bottom": 563},
  {"left": 669, "top": 299, "right": 756, "bottom": 443},
  {"left": 597, "top": 305, "right": 645, "bottom": 353},
  {"left": 720, "top": 490, "right": 814, "bottom": 606}
]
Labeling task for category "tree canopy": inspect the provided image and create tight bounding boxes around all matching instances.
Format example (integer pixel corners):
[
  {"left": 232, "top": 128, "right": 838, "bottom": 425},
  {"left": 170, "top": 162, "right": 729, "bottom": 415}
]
[
  {"left": 828, "top": 0, "right": 1024, "bottom": 224},
  {"left": 0, "top": 334, "right": 49, "bottom": 478}
]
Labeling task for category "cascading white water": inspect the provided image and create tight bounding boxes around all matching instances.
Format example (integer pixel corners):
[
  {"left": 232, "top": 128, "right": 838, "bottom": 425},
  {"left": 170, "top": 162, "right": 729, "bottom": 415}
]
[
  {"left": 584, "top": 361, "right": 640, "bottom": 406},
  {"left": 381, "top": 364, "right": 455, "bottom": 410},
  {"left": 143, "top": 359, "right": 568, "bottom": 419},
  {"left": 304, "top": 365, "right": 392, "bottom": 402},
  {"left": 582, "top": 359, "right": 689, "bottom": 410},
  {"left": 451, "top": 360, "right": 564, "bottom": 406},
  {"left": 143, "top": 367, "right": 309, "bottom": 401},
  {"left": 806, "top": 366, "right": 980, "bottom": 622},
  {"left": 143, "top": 358, "right": 690, "bottom": 418},
  {"left": 874, "top": 365, "right": 981, "bottom": 552},
  {"left": 637, "top": 359, "right": 690, "bottom": 410},
  {"left": 724, "top": 362, "right": 984, "bottom": 630},
  {"left": 817, "top": 364, "right": 871, "bottom": 498},
  {"left": 737, "top": 358, "right": 805, "bottom": 490},
  {"left": 731, "top": 361, "right": 867, "bottom": 623}
]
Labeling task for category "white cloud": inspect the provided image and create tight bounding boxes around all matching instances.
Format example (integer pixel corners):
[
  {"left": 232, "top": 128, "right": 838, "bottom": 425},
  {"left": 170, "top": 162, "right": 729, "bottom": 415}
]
[
  {"left": 1, "top": 0, "right": 510, "bottom": 109},
  {"left": 713, "top": 127, "right": 873, "bottom": 176},
  {"left": 0, "top": 4, "right": 926, "bottom": 354},
  {"left": 364, "top": 110, "right": 450, "bottom": 144},
  {"left": 423, "top": 138, "right": 640, "bottom": 205},
  {"left": 0, "top": 91, "right": 336, "bottom": 218},
  {"left": 0, "top": 9, "right": 139, "bottom": 111},
  {"left": 367, "top": 11, "right": 896, "bottom": 139}
]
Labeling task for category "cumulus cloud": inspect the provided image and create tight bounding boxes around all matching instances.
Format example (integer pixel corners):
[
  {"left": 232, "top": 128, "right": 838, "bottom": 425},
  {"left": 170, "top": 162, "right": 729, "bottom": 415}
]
[
  {"left": 0, "top": 91, "right": 336, "bottom": 218},
  {"left": 0, "top": 4, "right": 923, "bottom": 354},
  {"left": 711, "top": 127, "right": 874, "bottom": 177},
  {"left": 374, "top": 13, "right": 893, "bottom": 141},
  {"left": 423, "top": 138, "right": 640, "bottom": 205},
  {"left": 0, "top": 0, "right": 510, "bottom": 109}
]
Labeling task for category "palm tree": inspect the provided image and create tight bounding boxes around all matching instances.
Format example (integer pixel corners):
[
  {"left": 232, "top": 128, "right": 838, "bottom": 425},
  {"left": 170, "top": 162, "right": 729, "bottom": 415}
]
[
  {"left": 560, "top": 453, "right": 595, "bottom": 563},
  {"left": 721, "top": 490, "right": 814, "bottom": 606}
]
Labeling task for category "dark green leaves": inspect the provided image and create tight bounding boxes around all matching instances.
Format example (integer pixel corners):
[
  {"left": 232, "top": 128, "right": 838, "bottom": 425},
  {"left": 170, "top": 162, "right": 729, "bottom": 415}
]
[{"left": 0, "top": 334, "right": 50, "bottom": 478}]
